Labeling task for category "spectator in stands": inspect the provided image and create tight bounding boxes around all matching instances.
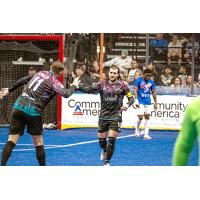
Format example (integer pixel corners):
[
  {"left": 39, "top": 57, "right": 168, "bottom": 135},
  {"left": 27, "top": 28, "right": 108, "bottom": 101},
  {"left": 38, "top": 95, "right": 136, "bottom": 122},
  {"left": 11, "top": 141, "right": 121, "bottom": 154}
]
[
  {"left": 177, "top": 65, "right": 189, "bottom": 86},
  {"left": 102, "top": 66, "right": 110, "bottom": 80},
  {"left": 149, "top": 33, "right": 168, "bottom": 64},
  {"left": 90, "top": 60, "right": 100, "bottom": 83},
  {"left": 196, "top": 74, "right": 200, "bottom": 88},
  {"left": 160, "top": 66, "right": 174, "bottom": 86},
  {"left": 126, "top": 60, "right": 142, "bottom": 85},
  {"left": 167, "top": 34, "right": 182, "bottom": 65},
  {"left": 183, "top": 36, "right": 199, "bottom": 63},
  {"left": 147, "top": 63, "right": 160, "bottom": 84},
  {"left": 28, "top": 66, "right": 37, "bottom": 77},
  {"left": 63, "top": 65, "right": 74, "bottom": 88},
  {"left": 134, "top": 71, "right": 142, "bottom": 81},
  {"left": 170, "top": 77, "right": 182, "bottom": 88},
  {"left": 103, "top": 49, "right": 132, "bottom": 73},
  {"left": 185, "top": 75, "right": 197, "bottom": 87},
  {"left": 75, "top": 63, "right": 92, "bottom": 87},
  {"left": 120, "top": 72, "right": 128, "bottom": 84}
]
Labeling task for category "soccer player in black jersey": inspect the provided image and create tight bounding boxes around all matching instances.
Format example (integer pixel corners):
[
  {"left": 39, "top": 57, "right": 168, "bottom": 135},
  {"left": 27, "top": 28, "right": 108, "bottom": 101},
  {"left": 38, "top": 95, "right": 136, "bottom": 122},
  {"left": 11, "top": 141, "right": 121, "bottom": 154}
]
[
  {"left": 1, "top": 61, "right": 80, "bottom": 166},
  {"left": 77, "top": 65, "right": 134, "bottom": 166}
]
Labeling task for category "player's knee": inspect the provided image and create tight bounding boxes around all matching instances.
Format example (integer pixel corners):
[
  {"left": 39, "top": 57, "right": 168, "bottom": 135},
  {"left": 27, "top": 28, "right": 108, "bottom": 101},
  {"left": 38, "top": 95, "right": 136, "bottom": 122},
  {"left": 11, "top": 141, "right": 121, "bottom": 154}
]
[
  {"left": 32, "top": 135, "right": 43, "bottom": 147},
  {"left": 99, "top": 137, "right": 107, "bottom": 145},
  {"left": 108, "top": 137, "right": 116, "bottom": 151},
  {"left": 8, "top": 135, "right": 20, "bottom": 144},
  {"left": 144, "top": 114, "right": 150, "bottom": 120},
  {"left": 138, "top": 115, "right": 143, "bottom": 121}
]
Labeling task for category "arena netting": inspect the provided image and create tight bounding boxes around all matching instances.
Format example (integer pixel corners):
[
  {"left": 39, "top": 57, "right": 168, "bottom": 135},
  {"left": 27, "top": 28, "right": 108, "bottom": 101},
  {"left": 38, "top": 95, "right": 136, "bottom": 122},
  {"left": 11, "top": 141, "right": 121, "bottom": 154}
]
[{"left": 0, "top": 35, "right": 64, "bottom": 126}]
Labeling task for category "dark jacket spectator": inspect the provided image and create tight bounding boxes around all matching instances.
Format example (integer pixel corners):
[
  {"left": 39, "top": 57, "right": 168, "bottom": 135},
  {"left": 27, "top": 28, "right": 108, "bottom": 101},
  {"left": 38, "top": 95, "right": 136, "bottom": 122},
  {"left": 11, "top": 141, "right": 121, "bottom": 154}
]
[
  {"left": 149, "top": 33, "right": 168, "bottom": 63},
  {"left": 75, "top": 64, "right": 92, "bottom": 87}
]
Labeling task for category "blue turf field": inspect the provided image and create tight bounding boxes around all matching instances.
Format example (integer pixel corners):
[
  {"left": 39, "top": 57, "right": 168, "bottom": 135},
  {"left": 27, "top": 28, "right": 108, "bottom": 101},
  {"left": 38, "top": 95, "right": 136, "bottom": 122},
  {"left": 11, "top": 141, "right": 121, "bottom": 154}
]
[{"left": 0, "top": 127, "right": 198, "bottom": 166}]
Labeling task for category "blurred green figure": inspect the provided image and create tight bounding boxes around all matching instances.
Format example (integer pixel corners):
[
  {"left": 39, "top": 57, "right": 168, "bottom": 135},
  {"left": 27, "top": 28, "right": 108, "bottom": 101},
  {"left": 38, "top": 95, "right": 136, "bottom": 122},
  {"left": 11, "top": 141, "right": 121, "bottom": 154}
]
[{"left": 173, "top": 97, "right": 200, "bottom": 165}]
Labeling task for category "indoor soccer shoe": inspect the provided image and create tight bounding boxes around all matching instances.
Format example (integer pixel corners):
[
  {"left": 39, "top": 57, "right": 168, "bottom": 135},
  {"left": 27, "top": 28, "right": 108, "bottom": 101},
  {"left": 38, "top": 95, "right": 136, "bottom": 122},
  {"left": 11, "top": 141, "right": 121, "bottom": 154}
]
[
  {"left": 100, "top": 150, "right": 107, "bottom": 161},
  {"left": 133, "top": 129, "right": 142, "bottom": 137},
  {"left": 143, "top": 135, "right": 152, "bottom": 140},
  {"left": 104, "top": 161, "right": 110, "bottom": 166}
]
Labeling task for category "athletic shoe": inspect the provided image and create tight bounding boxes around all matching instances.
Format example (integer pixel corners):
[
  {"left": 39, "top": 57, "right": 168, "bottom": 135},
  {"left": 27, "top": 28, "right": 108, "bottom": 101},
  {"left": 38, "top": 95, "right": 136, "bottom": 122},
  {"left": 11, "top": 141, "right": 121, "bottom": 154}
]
[
  {"left": 133, "top": 129, "right": 141, "bottom": 137},
  {"left": 104, "top": 161, "right": 110, "bottom": 166},
  {"left": 100, "top": 150, "right": 107, "bottom": 161},
  {"left": 143, "top": 135, "right": 152, "bottom": 140}
]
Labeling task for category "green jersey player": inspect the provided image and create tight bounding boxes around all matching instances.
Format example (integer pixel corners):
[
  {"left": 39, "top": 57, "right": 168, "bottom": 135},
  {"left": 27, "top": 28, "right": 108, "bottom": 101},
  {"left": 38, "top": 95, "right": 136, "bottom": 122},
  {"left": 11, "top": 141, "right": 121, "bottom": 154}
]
[{"left": 173, "top": 97, "right": 200, "bottom": 165}]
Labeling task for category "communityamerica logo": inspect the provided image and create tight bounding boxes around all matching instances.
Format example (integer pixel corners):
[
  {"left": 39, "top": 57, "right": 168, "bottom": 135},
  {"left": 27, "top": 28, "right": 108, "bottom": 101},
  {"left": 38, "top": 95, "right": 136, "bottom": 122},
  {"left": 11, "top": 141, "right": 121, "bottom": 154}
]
[{"left": 73, "top": 102, "right": 83, "bottom": 115}]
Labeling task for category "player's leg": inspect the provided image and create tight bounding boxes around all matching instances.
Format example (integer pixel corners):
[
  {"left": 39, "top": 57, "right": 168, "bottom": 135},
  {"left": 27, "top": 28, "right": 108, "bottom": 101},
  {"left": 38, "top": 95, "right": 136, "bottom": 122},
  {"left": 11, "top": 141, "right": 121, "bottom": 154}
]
[
  {"left": 135, "top": 105, "right": 144, "bottom": 137},
  {"left": 32, "top": 135, "right": 45, "bottom": 166},
  {"left": 143, "top": 105, "right": 152, "bottom": 139},
  {"left": 1, "top": 109, "right": 25, "bottom": 166},
  {"left": 98, "top": 119, "right": 109, "bottom": 161},
  {"left": 103, "top": 121, "right": 120, "bottom": 166},
  {"left": 26, "top": 114, "right": 45, "bottom": 166}
]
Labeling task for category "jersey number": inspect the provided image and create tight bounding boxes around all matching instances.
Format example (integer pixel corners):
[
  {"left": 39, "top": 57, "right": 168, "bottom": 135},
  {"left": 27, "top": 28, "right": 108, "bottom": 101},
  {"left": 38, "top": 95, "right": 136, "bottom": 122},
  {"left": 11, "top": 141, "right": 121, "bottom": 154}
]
[{"left": 28, "top": 77, "right": 44, "bottom": 91}]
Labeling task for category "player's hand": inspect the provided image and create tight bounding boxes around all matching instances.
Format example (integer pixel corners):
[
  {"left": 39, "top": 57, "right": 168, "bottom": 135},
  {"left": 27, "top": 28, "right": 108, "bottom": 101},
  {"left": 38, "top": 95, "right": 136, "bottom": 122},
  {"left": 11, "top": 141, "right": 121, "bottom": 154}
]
[
  {"left": 121, "top": 104, "right": 129, "bottom": 111},
  {"left": 0, "top": 88, "right": 9, "bottom": 99},
  {"left": 154, "top": 103, "right": 158, "bottom": 110},
  {"left": 133, "top": 99, "right": 140, "bottom": 109},
  {"left": 71, "top": 77, "right": 80, "bottom": 87}
]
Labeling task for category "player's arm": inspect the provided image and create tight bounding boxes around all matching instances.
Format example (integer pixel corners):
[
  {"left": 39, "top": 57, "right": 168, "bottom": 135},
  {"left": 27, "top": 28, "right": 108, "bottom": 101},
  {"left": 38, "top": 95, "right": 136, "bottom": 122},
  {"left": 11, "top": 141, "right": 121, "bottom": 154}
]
[
  {"left": 53, "top": 77, "right": 80, "bottom": 98},
  {"left": 77, "top": 81, "right": 102, "bottom": 94},
  {"left": 8, "top": 76, "right": 32, "bottom": 93},
  {"left": 152, "top": 89, "right": 157, "bottom": 110},
  {"left": 133, "top": 80, "right": 140, "bottom": 107},
  {"left": 151, "top": 80, "right": 157, "bottom": 110},
  {"left": 0, "top": 76, "right": 33, "bottom": 99},
  {"left": 172, "top": 104, "right": 197, "bottom": 165}
]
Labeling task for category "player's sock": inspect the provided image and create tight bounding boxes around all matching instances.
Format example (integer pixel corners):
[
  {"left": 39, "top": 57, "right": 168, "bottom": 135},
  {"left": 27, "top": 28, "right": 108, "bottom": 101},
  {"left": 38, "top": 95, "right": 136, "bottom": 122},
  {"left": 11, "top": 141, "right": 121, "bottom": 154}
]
[
  {"left": 144, "top": 119, "right": 150, "bottom": 135},
  {"left": 98, "top": 137, "right": 107, "bottom": 152},
  {"left": 35, "top": 145, "right": 46, "bottom": 166},
  {"left": 135, "top": 118, "right": 142, "bottom": 134},
  {"left": 1, "top": 141, "right": 16, "bottom": 166},
  {"left": 106, "top": 137, "right": 116, "bottom": 161}
]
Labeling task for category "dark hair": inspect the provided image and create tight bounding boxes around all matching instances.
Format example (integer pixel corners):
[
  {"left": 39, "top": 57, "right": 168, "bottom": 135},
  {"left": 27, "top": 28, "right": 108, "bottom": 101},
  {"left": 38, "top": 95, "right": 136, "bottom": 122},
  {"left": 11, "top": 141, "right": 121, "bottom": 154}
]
[
  {"left": 143, "top": 69, "right": 152, "bottom": 74},
  {"left": 29, "top": 66, "right": 37, "bottom": 71},
  {"left": 173, "top": 76, "right": 182, "bottom": 85},
  {"left": 75, "top": 65, "right": 84, "bottom": 71}
]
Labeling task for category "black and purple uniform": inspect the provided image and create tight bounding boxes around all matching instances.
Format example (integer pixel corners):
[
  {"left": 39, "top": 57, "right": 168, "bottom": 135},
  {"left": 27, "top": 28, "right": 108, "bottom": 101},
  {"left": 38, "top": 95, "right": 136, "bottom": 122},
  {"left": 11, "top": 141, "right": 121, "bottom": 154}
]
[
  {"left": 79, "top": 80, "right": 134, "bottom": 132},
  {"left": 9, "top": 71, "right": 75, "bottom": 135}
]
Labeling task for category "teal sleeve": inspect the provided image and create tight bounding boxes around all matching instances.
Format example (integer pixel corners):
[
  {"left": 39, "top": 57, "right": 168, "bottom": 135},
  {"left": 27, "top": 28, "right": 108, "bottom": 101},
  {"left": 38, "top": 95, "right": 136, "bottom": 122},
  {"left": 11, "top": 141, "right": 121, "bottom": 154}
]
[{"left": 172, "top": 104, "right": 197, "bottom": 165}]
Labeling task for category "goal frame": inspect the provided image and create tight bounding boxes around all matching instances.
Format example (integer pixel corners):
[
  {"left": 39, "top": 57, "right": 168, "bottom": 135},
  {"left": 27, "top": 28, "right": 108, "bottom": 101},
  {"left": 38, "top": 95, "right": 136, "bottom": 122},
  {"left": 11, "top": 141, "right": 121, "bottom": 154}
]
[{"left": 0, "top": 34, "right": 64, "bottom": 129}]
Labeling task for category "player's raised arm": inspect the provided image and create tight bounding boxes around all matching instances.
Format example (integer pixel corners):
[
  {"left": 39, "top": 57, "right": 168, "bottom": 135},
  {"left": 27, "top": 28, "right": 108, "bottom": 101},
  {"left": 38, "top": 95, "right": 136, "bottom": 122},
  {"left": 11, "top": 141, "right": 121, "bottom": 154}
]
[
  {"left": 0, "top": 75, "right": 32, "bottom": 99},
  {"left": 53, "top": 77, "right": 80, "bottom": 98},
  {"left": 8, "top": 75, "right": 32, "bottom": 93},
  {"left": 77, "top": 81, "right": 102, "bottom": 94}
]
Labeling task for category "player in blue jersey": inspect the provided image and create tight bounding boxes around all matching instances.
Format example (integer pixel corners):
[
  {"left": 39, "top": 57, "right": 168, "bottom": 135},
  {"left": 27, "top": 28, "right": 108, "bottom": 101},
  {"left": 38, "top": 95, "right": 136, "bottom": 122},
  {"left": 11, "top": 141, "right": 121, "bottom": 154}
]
[
  {"left": 0, "top": 61, "right": 80, "bottom": 166},
  {"left": 133, "top": 69, "right": 157, "bottom": 139}
]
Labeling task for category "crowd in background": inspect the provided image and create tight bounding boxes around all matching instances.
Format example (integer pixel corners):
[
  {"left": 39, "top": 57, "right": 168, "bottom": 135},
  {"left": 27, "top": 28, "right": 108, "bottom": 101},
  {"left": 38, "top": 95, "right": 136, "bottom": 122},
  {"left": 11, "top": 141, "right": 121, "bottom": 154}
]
[{"left": 63, "top": 33, "right": 200, "bottom": 92}]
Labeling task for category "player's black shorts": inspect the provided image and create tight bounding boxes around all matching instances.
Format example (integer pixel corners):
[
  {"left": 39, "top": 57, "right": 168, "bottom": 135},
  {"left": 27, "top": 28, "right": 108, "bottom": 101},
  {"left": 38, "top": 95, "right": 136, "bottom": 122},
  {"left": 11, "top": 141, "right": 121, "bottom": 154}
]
[
  {"left": 9, "top": 109, "right": 43, "bottom": 136},
  {"left": 98, "top": 119, "right": 121, "bottom": 133}
]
